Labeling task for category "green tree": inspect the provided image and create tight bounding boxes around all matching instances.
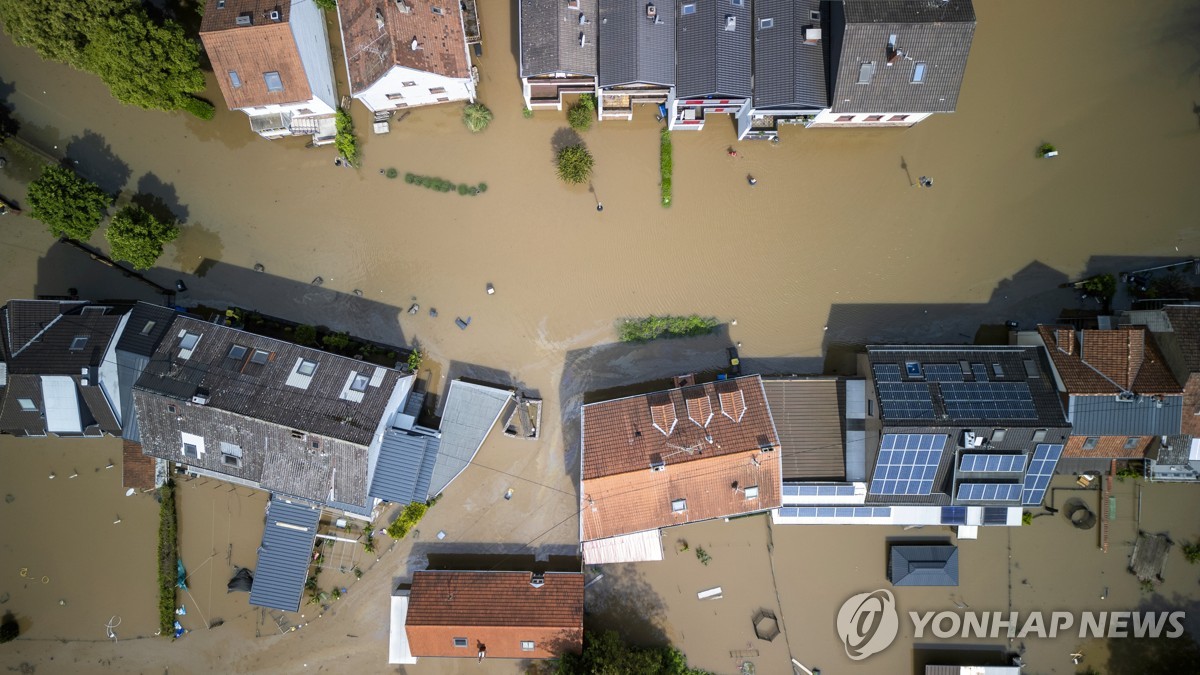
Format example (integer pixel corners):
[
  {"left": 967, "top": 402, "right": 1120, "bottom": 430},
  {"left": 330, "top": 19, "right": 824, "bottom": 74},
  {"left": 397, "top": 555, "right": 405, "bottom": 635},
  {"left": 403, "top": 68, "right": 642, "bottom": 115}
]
[
  {"left": 462, "top": 102, "right": 493, "bottom": 133},
  {"left": 82, "top": 12, "right": 207, "bottom": 113},
  {"left": 27, "top": 165, "right": 112, "bottom": 240},
  {"left": 556, "top": 144, "right": 594, "bottom": 184},
  {"left": 105, "top": 203, "right": 180, "bottom": 270},
  {"left": 0, "top": 1, "right": 209, "bottom": 117},
  {"left": 294, "top": 324, "right": 317, "bottom": 346},
  {"left": 314, "top": 0, "right": 337, "bottom": 9},
  {"left": 567, "top": 102, "right": 593, "bottom": 132},
  {"left": 335, "top": 108, "right": 360, "bottom": 167},
  {"left": 548, "top": 630, "right": 710, "bottom": 675}
]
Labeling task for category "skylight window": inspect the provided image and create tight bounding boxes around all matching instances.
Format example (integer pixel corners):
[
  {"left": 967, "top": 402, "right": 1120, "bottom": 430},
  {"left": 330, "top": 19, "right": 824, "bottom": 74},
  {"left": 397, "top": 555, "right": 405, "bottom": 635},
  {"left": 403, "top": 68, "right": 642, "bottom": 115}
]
[
  {"left": 69, "top": 336, "right": 89, "bottom": 351},
  {"left": 183, "top": 443, "right": 199, "bottom": 459},
  {"left": 350, "top": 373, "right": 370, "bottom": 392},
  {"left": 228, "top": 344, "right": 248, "bottom": 360},
  {"left": 731, "top": 0, "right": 743, "bottom": 6},
  {"left": 297, "top": 359, "right": 317, "bottom": 376},
  {"left": 18, "top": 398, "right": 36, "bottom": 412},
  {"left": 671, "top": 498, "right": 687, "bottom": 512},
  {"left": 857, "top": 61, "right": 875, "bottom": 84},
  {"left": 744, "top": 485, "right": 760, "bottom": 499},
  {"left": 453, "top": 637, "right": 468, "bottom": 647},
  {"left": 229, "top": 70, "right": 242, "bottom": 88},
  {"left": 141, "top": 320, "right": 156, "bottom": 335},
  {"left": 263, "top": 71, "right": 284, "bottom": 92},
  {"left": 681, "top": 3, "right": 696, "bottom": 13},
  {"left": 912, "top": 62, "right": 926, "bottom": 83},
  {"left": 759, "top": 17, "right": 773, "bottom": 29},
  {"left": 180, "top": 332, "right": 200, "bottom": 350},
  {"left": 250, "top": 349, "right": 270, "bottom": 365}
]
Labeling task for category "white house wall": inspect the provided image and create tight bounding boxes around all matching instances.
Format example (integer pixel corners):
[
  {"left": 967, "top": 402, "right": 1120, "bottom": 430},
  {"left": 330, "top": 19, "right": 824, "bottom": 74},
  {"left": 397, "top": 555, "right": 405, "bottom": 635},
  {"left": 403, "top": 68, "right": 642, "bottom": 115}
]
[
  {"left": 97, "top": 311, "right": 128, "bottom": 427},
  {"left": 356, "top": 66, "right": 474, "bottom": 113},
  {"left": 809, "top": 110, "right": 931, "bottom": 127},
  {"left": 288, "top": 0, "right": 338, "bottom": 114}
]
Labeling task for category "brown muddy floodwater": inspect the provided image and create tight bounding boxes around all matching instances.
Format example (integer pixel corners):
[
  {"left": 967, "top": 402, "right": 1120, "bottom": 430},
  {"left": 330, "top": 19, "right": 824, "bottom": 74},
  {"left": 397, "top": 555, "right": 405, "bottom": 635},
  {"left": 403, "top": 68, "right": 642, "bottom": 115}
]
[{"left": 2, "top": 0, "right": 1200, "bottom": 673}]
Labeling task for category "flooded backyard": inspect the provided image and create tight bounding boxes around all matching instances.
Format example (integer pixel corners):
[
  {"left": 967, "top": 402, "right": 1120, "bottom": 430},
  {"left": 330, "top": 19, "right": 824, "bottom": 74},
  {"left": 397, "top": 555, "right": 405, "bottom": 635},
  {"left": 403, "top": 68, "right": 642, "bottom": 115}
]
[{"left": 1, "top": 0, "right": 1200, "bottom": 672}]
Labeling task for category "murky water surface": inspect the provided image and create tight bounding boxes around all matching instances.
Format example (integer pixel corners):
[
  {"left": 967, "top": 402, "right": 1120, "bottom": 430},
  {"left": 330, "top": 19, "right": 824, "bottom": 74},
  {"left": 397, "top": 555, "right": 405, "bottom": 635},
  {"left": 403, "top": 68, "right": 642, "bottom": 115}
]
[{"left": 2, "top": 0, "right": 1200, "bottom": 672}]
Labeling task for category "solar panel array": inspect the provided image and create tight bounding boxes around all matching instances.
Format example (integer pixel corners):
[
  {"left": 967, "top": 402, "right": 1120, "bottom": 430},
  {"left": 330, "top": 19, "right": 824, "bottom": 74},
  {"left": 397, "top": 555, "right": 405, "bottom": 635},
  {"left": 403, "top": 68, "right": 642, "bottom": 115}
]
[
  {"left": 940, "top": 382, "right": 1037, "bottom": 420},
  {"left": 1021, "top": 443, "right": 1064, "bottom": 505},
  {"left": 783, "top": 484, "right": 857, "bottom": 497},
  {"left": 873, "top": 363, "right": 902, "bottom": 381},
  {"left": 778, "top": 506, "right": 893, "bottom": 519},
  {"left": 971, "top": 363, "right": 990, "bottom": 382},
  {"left": 869, "top": 434, "right": 947, "bottom": 495},
  {"left": 941, "top": 506, "right": 967, "bottom": 525},
  {"left": 957, "top": 483, "right": 1023, "bottom": 501},
  {"left": 876, "top": 382, "right": 936, "bottom": 419},
  {"left": 924, "top": 364, "right": 964, "bottom": 382},
  {"left": 960, "top": 454, "right": 1027, "bottom": 473},
  {"left": 982, "top": 507, "right": 1011, "bottom": 525}
]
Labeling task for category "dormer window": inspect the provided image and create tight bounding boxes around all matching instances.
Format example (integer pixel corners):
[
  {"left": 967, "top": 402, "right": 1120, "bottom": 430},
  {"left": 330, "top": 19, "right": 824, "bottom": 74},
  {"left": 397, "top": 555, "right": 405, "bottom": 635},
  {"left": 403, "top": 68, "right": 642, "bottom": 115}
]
[
  {"left": 141, "top": 320, "right": 156, "bottom": 335},
  {"left": 350, "top": 373, "right": 370, "bottom": 392},
  {"left": 69, "top": 336, "right": 89, "bottom": 351}
]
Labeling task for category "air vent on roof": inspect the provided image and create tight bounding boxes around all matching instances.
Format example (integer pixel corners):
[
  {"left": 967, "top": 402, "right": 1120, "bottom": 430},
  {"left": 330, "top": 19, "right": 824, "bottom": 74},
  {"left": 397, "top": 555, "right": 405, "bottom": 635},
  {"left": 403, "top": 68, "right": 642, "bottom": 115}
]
[
  {"left": 725, "top": 16, "right": 736, "bottom": 31},
  {"left": 269, "top": 9, "right": 281, "bottom": 21},
  {"left": 1116, "top": 391, "right": 1136, "bottom": 403},
  {"left": 650, "top": 456, "right": 666, "bottom": 472},
  {"left": 530, "top": 572, "right": 545, "bottom": 588},
  {"left": 192, "top": 391, "right": 210, "bottom": 405},
  {"left": 236, "top": 13, "right": 252, "bottom": 25},
  {"left": 646, "top": 3, "right": 656, "bottom": 18},
  {"left": 395, "top": 0, "right": 412, "bottom": 13}
]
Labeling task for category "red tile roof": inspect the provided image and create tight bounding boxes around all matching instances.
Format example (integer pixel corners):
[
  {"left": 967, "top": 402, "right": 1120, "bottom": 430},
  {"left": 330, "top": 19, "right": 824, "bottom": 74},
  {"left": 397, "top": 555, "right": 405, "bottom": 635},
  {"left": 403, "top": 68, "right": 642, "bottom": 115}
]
[
  {"left": 1063, "top": 434, "right": 1151, "bottom": 459},
  {"left": 122, "top": 440, "right": 156, "bottom": 490},
  {"left": 1038, "top": 325, "right": 1182, "bottom": 395},
  {"left": 581, "top": 375, "right": 779, "bottom": 480},
  {"left": 406, "top": 571, "right": 583, "bottom": 659},
  {"left": 582, "top": 449, "right": 781, "bottom": 541},
  {"left": 339, "top": 0, "right": 470, "bottom": 95},
  {"left": 200, "top": 0, "right": 312, "bottom": 109}
]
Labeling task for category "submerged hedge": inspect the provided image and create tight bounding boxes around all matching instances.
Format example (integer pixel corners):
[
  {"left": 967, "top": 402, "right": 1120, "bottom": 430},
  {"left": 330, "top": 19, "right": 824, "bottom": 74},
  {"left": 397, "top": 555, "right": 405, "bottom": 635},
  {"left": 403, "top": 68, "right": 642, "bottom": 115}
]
[
  {"left": 618, "top": 315, "right": 717, "bottom": 343},
  {"left": 660, "top": 128, "right": 672, "bottom": 207},
  {"left": 157, "top": 480, "right": 178, "bottom": 637}
]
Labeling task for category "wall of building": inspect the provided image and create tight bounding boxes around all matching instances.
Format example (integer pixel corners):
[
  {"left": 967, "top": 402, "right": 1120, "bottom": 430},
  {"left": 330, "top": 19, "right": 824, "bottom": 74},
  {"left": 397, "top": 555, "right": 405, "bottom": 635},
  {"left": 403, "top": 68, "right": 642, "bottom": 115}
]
[
  {"left": 97, "top": 312, "right": 129, "bottom": 428},
  {"left": 356, "top": 66, "right": 474, "bottom": 112},
  {"left": 289, "top": 0, "right": 338, "bottom": 115}
]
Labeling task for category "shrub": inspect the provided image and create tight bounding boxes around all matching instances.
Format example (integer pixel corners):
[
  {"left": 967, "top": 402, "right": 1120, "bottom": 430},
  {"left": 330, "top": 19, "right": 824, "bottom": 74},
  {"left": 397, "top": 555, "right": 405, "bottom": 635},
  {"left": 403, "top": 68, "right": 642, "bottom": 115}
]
[
  {"left": 362, "top": 530, "right": 375, "bottom": 554},
  {"left": 0, "top": 612, "right": 17, "bottom": 644},
  {"left": 1022, "top": 511, "right": 1033, "bottom": 526},
  {"left": 522, "top": 106, "right": 533, "bottom": 119},
  {"left": 695, "top": 547, "right": 711, "bottom": 566},
  {"left": 27, "top": 165, "right": 112, "bottom": 240},
  {"left": 314, "top": 0, "right": 337, "bottom": 9},
  {"left": 404, "top": 172, "right": 415, "bottom": 183},
  {"left": 180, "top": 96, "right": 215, "bottom": 120},
  {"left": 385, "top": 502, "right": 429, "bottom": 540},
  {"left": 334, "top": 108, "right": 360, "bottom": 167},
  {"left": 556, "top": 144, "right": 594, "bottom": 184},
  {"left": 1182, "top": 540, "right": 1200, "bottom": 564},
  {"left": 457, "top": 183, "right": 469, "bottom": 195},
  {"left": 322, "top": 331, "right": 351, "bottom": 351},
  {"left": 157, "top": 480, "right": 178, "bottom": 637},
  {"left": 478, "top": 182, "right": 487, "bottom": 193},
  {"left": 567, "top": 101, "right": 593, "bottom": 132},
  {"left": 462, "top": 102, "right": 493, "bottom": 133},
  {"left": 406, "top": 348, "right": 422, "bottom": 372},
  {"left": 105, "top": 203, "right": 180, "bottom": 270},
  {"left": 294, "top": 324, "right": 317, "bottom": 345},
  {"left": 660, "top": 128, "right": 672, "bottom": 207},
  {"left": 1115, "top": 465, "right": 1140, "bottom": 482},
  {"left": 618, "top": 315, "right": 718, "bottom": 343},
  {"left": 385, "top": 167, "right": 398, "bottom": 179},
  {"left": 1081, "top": 274, "right": 1116, "bottom": 301}
]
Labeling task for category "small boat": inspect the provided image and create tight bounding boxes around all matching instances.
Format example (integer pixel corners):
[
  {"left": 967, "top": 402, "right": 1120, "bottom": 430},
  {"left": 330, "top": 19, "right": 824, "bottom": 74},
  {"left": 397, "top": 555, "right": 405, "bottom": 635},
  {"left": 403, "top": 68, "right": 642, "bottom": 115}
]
[
  {"left": 0, "top": 195, "right": 20, "bottom": 216},
  {"left": 408, "top": 303, "right": 419, "bottom": 314},
  {"left": 456, "top": 316, "right": 471, "bottom": 330}
]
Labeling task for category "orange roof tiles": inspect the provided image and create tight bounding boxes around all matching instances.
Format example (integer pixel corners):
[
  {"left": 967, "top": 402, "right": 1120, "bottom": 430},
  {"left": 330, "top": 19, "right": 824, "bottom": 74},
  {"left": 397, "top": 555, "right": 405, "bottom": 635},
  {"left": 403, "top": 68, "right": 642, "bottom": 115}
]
[
  {"left": 1038, "top": 325, "right": 1182, "bottom": 395},
  {"left": 1063, "top": 434, "right": 1152, "bottom": 459},
  {"left": 122, "top": 440, "right": 155, "bottom": 490},
  {"left": 200, "top": 0, "right": 312, "bottom": 110},
  {"left": 581, "top": 375, "right": 779, "bottom": 480},
  {"left": 339, "top": 0, "right": 470, "bottom": 95},
  {"left": 580, "top": 375, "right": 782, "bottom": 541},
  {"left": 406, "top": 571, "right": 583, "bottom": 659}
]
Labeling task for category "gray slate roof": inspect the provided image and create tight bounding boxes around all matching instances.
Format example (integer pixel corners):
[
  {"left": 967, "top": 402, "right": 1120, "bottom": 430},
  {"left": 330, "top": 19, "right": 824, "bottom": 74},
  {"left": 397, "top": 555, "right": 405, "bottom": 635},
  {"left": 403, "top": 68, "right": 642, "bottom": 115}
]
[
  {"left": 675, "top": 0, "right": 750, "bottom": 98},
  {"left": 829, "top": 0, "right": 975, "bottom": 113},
  {"left": 889, "top": 544, "right": 959, "bottom": 586},
  {"left": 752, "top": 0, "right": 827, "bottom": 109},
  {"left": 249, "top": 497, "right": 321, "bottom": 612},
  {"left": 520, "top": 0, "right": 599, "bottom": 78},
  {"left": 598, "top": 0, "right": 675, "bottom": 87},
  {"left": 116, "top": 303, "right": 179, "bottom": 441},
  {"left": 368, "top": 427, "right": 441, "bottom": 504},
  {"left": 1068, "top": 394, "right": 1184, "bottom": 437},
  {"left": 426, "top": 380, "right": 512, "bottom": 498}
]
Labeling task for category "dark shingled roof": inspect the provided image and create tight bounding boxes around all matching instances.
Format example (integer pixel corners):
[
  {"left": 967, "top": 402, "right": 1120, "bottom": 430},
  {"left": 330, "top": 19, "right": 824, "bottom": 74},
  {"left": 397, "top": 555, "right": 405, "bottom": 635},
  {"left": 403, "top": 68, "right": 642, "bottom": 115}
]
[
  {"left": 889, "top": 544, "right": 958, "bottom": 586},
  {"left": 752, "top": 0, "right": 828, "bottom": 109},
  {"left": 1163, "top": 306, "right": 1200, "bottom": 372},
  {"left": 675, "top": 0, "right": 751, "bottom": 98},
  {"left": 520, "top": 0, "right": 599, "bottom": 78},
  {"left": 829, "top": 0, "right": 975, "bottom": 113},
  {"left": 598, "top": 0, "right": 675, "bottom": 87},
  {"left": 763, "top": 378, "right": 846, "bottom": 481},
  {"left": 116, "top": 303, "right": 178, "bottom": 357}
]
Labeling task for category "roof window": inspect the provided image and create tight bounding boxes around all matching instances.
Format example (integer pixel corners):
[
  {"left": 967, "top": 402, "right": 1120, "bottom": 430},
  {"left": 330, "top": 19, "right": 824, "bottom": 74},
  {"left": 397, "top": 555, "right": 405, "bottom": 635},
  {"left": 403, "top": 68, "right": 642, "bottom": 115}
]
[
  {"left": 857, "top": 61, "right": 875, "bottom": 84},
  {"left": 69, "top": 336, "right": 89, "bottom": 351},
  {"left": 264, "top": 72, "right": 284, "bottom": 92},
  {"left": 731, "top": 0, "right": 743, "bottom": 6},
  {"left": 743, "top": 485, "right": 760, "bottom": 499},
  {"left": 671, "top": 498, "right": 687, "bottom": 512},
  {"left": 228, "top": 344, "right": 248, "bottom": 361},
  {"left": 521, "top": 641, "right": 535, "bottom": 651},
  {"left": 297, "top": 359, "right": 317, "bottom": 376},
  {"left": 180, "top": 332, "right": 200, "bottom": 350},
  {"left": 912, "top": 62, "right": 926, "bottom": 83},
  {"left": 350, "top": 373, "right": 370, "bottom": 392},
  {"left": 18, "top": 398, "right": 36, "bottom": 412},
  {"left": 141, "top": 320, "right": 156, "bottom": 335},
  {"left": 229, "top": 71, "right": 242, "bottom": 88},
  {"left": 682, "top": 3, "right": 696, "bottom": 14},
  {"left": 1082, "top": 437, "right": 1099, "bottom": 450},
  {"left": 250, "top": 349, "right": 271, "bottom": 365},
  {"left": 453, "top": 637, "right": 468, "bottom": 647},
  {"left": 759, "top": 17, "right": 773, "bottom": 29},
  {"left": 1124, "top": 437, "right": 1141, "bottom": 450}
]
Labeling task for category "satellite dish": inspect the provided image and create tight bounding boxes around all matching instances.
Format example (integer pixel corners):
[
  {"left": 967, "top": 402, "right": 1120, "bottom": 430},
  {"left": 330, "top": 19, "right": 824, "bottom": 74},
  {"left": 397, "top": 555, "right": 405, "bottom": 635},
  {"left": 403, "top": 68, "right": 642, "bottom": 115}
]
[{"left": 125, "top": 488, "right": 136, "bottom": 497}]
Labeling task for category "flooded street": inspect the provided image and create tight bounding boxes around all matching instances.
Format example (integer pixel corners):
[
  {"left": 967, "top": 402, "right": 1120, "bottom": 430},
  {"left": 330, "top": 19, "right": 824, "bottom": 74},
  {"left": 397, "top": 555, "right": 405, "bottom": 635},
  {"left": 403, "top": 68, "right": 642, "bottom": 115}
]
[{"left": 1, "top": 0, "right": 1200, "bottom": 672}]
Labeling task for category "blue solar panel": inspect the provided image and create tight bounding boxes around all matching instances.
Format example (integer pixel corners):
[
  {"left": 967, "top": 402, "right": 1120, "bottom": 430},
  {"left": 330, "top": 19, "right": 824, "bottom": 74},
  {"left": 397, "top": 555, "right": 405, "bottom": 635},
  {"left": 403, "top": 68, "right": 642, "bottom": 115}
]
[
  {"left": 982, "top": 507, "right": 1011, "bottom": 525},
  {"left": 924, "top": 364, "right": 964, "bottom": 382},
  {"left": 869, "top": 434, "right": 946, "bottom": 495},
  {"left": 960, "top": 454, "right": 1026, "bottom": 473},
  {"left": 1022, "top": 443, "right": 1064, "bottom": 505},
  {"left": 876, "top": 382, "right": 935, "bottom": 419},
  {"left": 785, "top": 484, "right": 857, "bottom": 497},
  {"left": 873, "top": 363, "right": 902, "bottom": 382},
  {"left": 939, "top": 382, "right": 1037, "bottom": 420},
  {"left": 941, "top": 506, "right": 967, "bottom": 525},
  {"left": 957, "top": 483, "right": 1023, "bottom": 501},
  {"left": 970, "top": 363, "right": 989, "bottom": 381},
  {"left": 779, "top": 506, "right": 892, "bottom": 518}
]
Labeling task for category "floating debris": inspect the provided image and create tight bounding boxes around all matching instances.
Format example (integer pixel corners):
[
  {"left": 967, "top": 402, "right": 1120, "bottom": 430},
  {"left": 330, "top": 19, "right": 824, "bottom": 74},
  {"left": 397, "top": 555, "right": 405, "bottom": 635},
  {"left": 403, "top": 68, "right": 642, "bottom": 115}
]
[
  {"left": 311, "top": 276, "right": 324, "bottom": 286},
  {"left": 504, "top": 488, "right": 514, "bottom": 500},
  {"left": 486, "top": 283, "right": 495, "bottom": 295},
  {"left": 408, "top": 303, "right": 419, "bottom": 314},
  {"left": 253, "top": 263, "right": 265, "bottom": 273},
  {"left": 456, "top": 317, "right": 472, "bottom": 330},
  {"left": 429, "top": 307, "right": 438, "bottom": 318},
  {"left": 353, "top": 289, "right": 363, "bottom": 297}
]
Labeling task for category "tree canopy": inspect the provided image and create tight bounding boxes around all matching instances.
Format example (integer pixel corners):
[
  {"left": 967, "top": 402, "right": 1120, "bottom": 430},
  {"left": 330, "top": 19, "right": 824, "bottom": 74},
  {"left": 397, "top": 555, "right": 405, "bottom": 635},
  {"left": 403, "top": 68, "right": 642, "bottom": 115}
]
[
  {"left": 0, "top": 0, "right": 210, "bottom": 117},
  {"left": 556, "top": 144, "right": 594, "bottom": 184},
  {"left": 105, "top": 203, "right": 179, "bottom": 270},
  {"left": 536, "top": 630, "right": 710, "bottom": 675},
  {"left": 462, "top": 103, "right": 494, "bottom": 133},
  {"left": 27, "top": 165, "right": 112, "bottom": 240}
]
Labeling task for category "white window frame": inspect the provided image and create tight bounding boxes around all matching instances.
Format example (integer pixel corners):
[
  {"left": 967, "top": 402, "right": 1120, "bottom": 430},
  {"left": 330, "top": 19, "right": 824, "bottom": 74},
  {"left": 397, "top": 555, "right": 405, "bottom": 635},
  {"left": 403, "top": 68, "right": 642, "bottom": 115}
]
[
  {"left": 17, "top": 397, "right": 36, "bottom": 412},
  {"left": 743, "top": 485, "right": 759, "bottom": 499},
  {"left": 671, "top": 498, "right": 687, "bottom": 512},
  {"left": 297, "top": 359, "right": 318, "bottom": 376},
  {"left": 520, "top": 640, "right": 535, "bottom": 651},
  {"left": 453, "top": 637, "right": 468, "bottom": 648},
  {"left": 181, "top": 431, "right": 206, "bottom": 459}
]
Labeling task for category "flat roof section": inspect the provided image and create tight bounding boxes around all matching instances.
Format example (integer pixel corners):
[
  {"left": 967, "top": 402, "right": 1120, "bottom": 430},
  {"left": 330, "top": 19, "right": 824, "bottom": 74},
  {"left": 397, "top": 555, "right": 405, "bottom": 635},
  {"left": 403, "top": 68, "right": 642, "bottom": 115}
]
[{"left": 762, "top": 378, "right": 846, "bottom": 481}]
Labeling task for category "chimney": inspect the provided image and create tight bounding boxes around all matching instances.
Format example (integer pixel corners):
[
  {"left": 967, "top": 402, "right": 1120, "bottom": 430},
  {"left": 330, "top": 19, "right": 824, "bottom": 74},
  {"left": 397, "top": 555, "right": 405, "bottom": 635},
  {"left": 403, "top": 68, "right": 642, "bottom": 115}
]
[
  {"left": 530, "top": 572, "right": 545, "bottom": 588},
  {"left": 191, "top": 390, "right": 210, "bottom": 406}
]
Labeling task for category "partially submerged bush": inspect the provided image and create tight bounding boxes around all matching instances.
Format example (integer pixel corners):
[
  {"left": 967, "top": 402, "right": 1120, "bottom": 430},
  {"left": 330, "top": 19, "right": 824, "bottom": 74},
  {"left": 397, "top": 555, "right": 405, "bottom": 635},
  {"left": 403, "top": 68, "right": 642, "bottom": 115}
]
[
  {"left": 618, "top": 315, "right": 718, "bottom": 343},
  {"left": 385, "top": 502, "right": 429, "bottom": 540}
]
